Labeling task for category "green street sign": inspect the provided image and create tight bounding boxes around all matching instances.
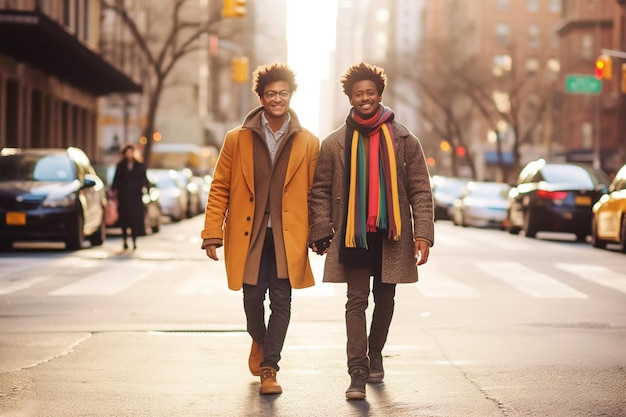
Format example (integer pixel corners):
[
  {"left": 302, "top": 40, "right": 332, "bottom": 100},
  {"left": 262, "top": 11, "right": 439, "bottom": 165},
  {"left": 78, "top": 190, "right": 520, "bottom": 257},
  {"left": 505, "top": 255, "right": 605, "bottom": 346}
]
[{"left": 565, "top": 74, "right": 602, "bottom": 94}]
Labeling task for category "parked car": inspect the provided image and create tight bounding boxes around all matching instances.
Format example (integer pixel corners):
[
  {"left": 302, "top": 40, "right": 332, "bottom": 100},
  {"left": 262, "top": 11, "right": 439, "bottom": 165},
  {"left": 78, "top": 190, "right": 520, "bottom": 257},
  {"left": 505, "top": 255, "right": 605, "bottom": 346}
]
[
  {"left": 0, "top": 147, "right": 106, "bottom": 250},
  {"left": 431, "top": 175, "right": 471, "bottom": 220},
  {"left": 94, "top": 165, "right": 162, "bottom": 235},
  {"left": 591, "top": 163, "right": 626, "bottom": 252},
  {"left": 147, "top": 168, "right": 188, "bottom": 222},
  {"left": 507, "top": 159, "right": 610, "bottom": 241},
  {"left": 451, "top": 181, "right": 510, "bottom": 229},
  {"left": 177, "top": 168, "right": 202, "bottom": 218},
  {"left": 190, "top": 174, "right": 212, "bottom": 214}
]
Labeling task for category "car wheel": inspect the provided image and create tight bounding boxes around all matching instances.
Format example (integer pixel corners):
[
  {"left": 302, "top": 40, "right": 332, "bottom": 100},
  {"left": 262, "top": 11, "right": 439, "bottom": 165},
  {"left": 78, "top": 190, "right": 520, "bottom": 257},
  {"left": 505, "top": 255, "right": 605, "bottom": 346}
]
[
  {"left": 590, "top": 218, "right": 607, "bottom": 249},
  {"left": 0, "top": 240, "right": 13, "bottom": 251},
  {"left": 66, "top": 214, "right": 85, "bottom": 250},
  {"left": 575, "top": 233, "right": 587, "bottom": 243},
  {"left": 523, "top": 210, "right": 537, "bottom": 238},
  {"left": 619, "top": 215, "right": 626, "bottom": 253},
  {"left": 507, "top": 210, "right": 521, "bottom": 235},
  {"left": 151, "top": 209, "right": 161, "bottom": 233},
  {"left": 89, "top": 216, "right": 105, "bottom": 247}
]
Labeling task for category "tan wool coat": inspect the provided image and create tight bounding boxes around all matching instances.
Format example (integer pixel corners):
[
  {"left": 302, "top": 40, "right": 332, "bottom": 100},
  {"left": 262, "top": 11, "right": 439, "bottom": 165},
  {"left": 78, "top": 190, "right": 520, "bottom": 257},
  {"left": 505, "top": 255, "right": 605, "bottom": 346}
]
[
  {"left": 309, "top": 121, "right": 434, "bottom": 284},
  {"left": 201, "top": 108, "right": 320, "bottom": 291}
]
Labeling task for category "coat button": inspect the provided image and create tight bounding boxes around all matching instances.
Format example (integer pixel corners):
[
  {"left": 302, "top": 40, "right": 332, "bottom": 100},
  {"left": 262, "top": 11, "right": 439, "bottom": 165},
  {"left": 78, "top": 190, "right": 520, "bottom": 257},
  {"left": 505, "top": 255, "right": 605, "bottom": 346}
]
[
  {"left": 246, "top": 216, "right": 251, "bottom": 221},
  {"left": 249, "top": 197, "right": 253, "bottom": 202},
  {"left": 244, "top": 231, "right": 249, "bottom": 236}
]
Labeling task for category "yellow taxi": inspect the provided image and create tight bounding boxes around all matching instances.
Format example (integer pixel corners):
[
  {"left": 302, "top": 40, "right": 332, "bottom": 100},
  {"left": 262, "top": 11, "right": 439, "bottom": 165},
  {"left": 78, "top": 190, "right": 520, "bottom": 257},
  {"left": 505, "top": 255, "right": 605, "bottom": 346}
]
[{"left": 591, "top": 164, "right": 626, "bottom": 252}]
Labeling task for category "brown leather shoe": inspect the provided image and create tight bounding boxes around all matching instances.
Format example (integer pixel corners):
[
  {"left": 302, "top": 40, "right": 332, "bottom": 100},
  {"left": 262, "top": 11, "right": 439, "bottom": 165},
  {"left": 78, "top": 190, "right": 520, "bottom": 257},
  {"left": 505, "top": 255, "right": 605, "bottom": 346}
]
[
  {"left": 259, "top": 367, "right": 282, "bottom": 395},
  {"left": 249, "top": 340, "right": 264, "bottom": 376}
]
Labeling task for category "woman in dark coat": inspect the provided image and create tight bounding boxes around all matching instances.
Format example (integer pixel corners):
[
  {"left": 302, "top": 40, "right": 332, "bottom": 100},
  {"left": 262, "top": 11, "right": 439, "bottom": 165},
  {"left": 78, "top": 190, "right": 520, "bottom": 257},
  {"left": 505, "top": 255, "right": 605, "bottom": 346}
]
[{"left": 112, "top": 143, "right": 148, "bottom": 250}]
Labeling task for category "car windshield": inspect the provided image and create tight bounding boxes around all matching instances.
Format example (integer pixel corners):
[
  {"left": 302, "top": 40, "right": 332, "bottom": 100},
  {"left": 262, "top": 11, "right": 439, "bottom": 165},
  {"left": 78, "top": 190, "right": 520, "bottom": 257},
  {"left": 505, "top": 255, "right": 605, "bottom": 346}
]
[
  {"left": 0, "top": 154, "right": 75, "bottom": 182},
  {"left": 436, "top": 180, "right": 468, "bottom": 194},
  {"left": 149, "top": 170, "right": 178, "bottom": 188},
  {"left": 470, "top": 184, "right": 508, "bottom": 198},
  {"left": 542, "top": 165, "right": 596, "bottom": 187}
]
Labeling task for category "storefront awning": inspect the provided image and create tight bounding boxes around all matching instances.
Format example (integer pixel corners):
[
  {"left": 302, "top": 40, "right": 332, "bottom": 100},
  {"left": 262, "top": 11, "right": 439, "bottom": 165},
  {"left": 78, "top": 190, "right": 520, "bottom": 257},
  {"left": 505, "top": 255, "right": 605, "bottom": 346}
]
[{"left": 0, "top": 10, "right": 142, "bottom": 96}]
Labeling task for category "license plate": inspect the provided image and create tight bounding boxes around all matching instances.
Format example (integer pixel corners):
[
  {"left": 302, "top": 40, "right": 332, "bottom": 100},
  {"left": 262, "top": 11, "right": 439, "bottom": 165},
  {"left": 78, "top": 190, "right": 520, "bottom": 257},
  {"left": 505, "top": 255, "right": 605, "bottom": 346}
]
[
  {"left": 575, "top": 195, "right": 592, "bottom": 206},
  {"left": 6, "top": 212, "right": 26, "bottom": 225}
]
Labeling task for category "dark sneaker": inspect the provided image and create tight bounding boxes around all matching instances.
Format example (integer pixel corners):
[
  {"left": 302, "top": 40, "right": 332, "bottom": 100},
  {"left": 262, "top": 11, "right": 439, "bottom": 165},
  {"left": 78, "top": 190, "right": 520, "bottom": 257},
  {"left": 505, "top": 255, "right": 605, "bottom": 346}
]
[
  {"left": 345, "top": 369, "right": 368, "bottom": 400},
  {"left": 368, "top": 352, "right": 384, "bottom": 383}
]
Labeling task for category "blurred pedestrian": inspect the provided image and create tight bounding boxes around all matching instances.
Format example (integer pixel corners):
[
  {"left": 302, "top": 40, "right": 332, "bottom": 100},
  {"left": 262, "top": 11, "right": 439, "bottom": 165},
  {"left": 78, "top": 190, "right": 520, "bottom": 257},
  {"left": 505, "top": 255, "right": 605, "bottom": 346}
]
[
  {"left": 112, "top": 143, "right": 148, "bottom": 250},
  {"left": 200, "top": 62, "right": 319, "bottom": 395},
  {"left": 308, "top": 62, "right": 435, "bottom": 400}
]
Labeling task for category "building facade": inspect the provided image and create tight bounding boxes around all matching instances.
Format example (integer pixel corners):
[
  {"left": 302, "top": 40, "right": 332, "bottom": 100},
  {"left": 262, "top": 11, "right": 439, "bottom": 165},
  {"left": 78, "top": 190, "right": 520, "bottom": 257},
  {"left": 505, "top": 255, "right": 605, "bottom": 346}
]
[
  {"left": 415, "top": 0, "right": 562, "bottom": 181},
  {"left": 0, "top": 0, "right": 140, "bottom": 162},
  {"left": 555, "top": 0, "right": 626, "bottom": 175}
]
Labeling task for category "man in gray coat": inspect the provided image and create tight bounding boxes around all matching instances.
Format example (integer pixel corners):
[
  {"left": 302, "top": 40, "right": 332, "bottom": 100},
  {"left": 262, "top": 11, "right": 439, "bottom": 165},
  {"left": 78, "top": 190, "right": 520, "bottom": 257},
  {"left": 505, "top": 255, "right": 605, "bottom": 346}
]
[{"left": 309, "top": 62, "right": 434, "bottom": 400}]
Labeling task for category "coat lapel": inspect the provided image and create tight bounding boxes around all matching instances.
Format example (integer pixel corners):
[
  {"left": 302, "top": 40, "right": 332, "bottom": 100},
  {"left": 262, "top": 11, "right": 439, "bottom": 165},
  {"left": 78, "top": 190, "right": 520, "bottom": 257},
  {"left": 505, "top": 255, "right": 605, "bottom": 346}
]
[
  {"left": 238, "top": 129, "right": 255, "bottom": 193},
  {"left": 285, "top": 132, "right": 306, "bottom": 185}
]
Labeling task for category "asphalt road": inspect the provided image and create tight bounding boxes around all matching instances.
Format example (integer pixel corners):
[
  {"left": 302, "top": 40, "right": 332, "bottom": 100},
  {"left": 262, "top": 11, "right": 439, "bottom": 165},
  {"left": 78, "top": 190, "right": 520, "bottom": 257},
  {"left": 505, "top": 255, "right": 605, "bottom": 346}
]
[{"left": 0, "top": 216, "right": 625, "bottom": 417}]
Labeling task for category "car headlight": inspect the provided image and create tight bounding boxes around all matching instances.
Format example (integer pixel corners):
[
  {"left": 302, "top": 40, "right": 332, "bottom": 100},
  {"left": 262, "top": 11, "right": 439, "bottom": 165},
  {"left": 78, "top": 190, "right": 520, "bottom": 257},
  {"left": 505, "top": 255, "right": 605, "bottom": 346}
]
[{"left": 43, "top": 192, "right": 77, "bottom": 208}]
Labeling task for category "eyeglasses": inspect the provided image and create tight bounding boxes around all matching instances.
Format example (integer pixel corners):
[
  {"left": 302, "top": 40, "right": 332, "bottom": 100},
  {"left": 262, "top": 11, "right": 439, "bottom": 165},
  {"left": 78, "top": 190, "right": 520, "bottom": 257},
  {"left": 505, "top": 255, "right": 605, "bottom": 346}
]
[{"left": 264, "top": 90, "right": 291, "bottom": 100}]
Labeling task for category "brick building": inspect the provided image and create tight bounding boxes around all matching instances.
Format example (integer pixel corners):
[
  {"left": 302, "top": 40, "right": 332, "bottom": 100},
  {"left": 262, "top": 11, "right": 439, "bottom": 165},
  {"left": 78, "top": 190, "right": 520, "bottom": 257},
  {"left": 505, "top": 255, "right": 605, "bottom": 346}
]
[{"left": 0, "top": 0, "right": 140, "bottom": 162}]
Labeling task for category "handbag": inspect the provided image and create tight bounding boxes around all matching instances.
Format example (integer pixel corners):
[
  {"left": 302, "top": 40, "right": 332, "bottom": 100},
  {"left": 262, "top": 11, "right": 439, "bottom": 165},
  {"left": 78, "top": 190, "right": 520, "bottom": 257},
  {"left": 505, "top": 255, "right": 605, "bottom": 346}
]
[{"left": 105, "top": 190, "right": 119, "bottom": 226}]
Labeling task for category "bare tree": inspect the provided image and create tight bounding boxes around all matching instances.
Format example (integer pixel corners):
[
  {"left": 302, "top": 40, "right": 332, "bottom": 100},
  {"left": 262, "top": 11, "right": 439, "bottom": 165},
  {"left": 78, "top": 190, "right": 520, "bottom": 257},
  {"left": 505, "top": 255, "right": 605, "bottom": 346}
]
[
  {"left": 100, "top": 0, "right": 222, "bottom": 164},
  {"left": 457, "top": 45, "right": 557, "bottom": 183}
]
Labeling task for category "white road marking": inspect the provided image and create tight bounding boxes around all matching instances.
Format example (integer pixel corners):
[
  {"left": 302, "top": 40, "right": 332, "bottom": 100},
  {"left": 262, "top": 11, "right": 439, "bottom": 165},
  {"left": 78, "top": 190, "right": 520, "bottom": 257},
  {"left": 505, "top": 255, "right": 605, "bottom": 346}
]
[
  {"left": 0, "top": 275, "right": 50, "bottom": 295},
  {"left": 475, "top": 261, "right": 588, "bottom": 298},
  {"left": 48, "top": 268, "right": 151, "bottom": 296},
  {"left": 555, "top": 263, "right": 626, "bottom": 294},
  {"left": 415, "top": 263, "right": 480, "bottom": 298}
]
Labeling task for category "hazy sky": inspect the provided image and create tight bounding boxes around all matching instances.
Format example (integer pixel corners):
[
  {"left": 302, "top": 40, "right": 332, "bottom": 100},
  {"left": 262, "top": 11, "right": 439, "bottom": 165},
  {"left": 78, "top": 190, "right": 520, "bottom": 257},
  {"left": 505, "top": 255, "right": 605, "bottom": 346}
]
[{"left": 286, "top": 0, "right": 338, "bottom": 136}]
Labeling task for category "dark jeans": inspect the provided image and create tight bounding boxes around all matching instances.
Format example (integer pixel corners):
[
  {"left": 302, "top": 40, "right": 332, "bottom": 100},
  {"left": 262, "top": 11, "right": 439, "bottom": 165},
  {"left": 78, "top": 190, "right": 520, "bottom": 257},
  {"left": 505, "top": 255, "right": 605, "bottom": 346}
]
[
  {"left": 242, "top": 230, "right": 292, "bottom": 371},
  {"left": 345, "top": 266, "right": 396, "bottom": 374}
]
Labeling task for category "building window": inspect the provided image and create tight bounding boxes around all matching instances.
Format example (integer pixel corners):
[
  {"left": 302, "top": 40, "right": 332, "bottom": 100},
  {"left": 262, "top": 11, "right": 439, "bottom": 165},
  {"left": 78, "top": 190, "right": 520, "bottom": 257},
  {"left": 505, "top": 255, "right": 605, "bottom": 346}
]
[
  {"left": 547, "top": 58, "right": 560, "bottom": 73},
  {"left": 496, "top": 0, "right": 509, "bottom": 10},
  {"left": 528, "top": 24, "right": 539, "bottom": 48},
  {"left": 527, "top": 0, "right": 539, "bottom": 12},
  {"left": 495, "top": 23, "right": 511, "bottom": 46},
  {"left": 526, "top": 58, "right": 540, "bottom": 74},
  {"left": 548, "top": 0, "right": 561, "bottom": 13},
  {"left": 63, "top": 0, "right": 71, "bottom": 27},
  {"left": 550, "top": 31, "right": 559, "bottom": 49},
  {"left": 582, "top": 34, "right": 593, "bottom": 60},
  {"left": 582, "top": 123, "right": 592, "bottom": 149},
  {"left": 493, "top": 54, "right": 512, "bottom": 76}
]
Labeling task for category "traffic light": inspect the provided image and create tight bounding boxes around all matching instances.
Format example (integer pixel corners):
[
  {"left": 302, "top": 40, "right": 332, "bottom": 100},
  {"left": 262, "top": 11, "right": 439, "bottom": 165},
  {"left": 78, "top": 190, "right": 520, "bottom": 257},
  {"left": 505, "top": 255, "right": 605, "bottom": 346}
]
[
  {"left": 455, "top": 146, "right": 466, "bottom": 157},
  {"left": 594, "top": 54, "right": 612, "bottom": 80},
  {"left": 622, "top": 63, "right": 626, "bottom": 94},
  {"left": 222, "top": 0, "right": 246, "bottom": 17},
  {"left": 231, "top": 56, "right": 249, "bottom": 83}
]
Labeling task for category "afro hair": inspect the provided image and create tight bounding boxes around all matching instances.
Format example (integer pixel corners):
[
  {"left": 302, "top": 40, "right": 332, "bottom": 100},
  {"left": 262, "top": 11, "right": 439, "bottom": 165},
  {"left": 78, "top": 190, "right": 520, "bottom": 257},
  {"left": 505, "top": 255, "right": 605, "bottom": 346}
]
[
  {"left": 252, "top": 62, "right": 298, "bottom": 98},
  {"left": 340, "top": 62, "right": 387, "bottom": 97}
]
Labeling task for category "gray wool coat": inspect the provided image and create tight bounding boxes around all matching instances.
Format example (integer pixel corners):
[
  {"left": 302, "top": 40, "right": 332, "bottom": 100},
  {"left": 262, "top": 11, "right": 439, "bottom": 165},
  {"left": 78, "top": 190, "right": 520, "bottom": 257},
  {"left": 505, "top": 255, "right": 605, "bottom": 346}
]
[{"left": 308, "top": 120, "right": 435, "bottom": 284}]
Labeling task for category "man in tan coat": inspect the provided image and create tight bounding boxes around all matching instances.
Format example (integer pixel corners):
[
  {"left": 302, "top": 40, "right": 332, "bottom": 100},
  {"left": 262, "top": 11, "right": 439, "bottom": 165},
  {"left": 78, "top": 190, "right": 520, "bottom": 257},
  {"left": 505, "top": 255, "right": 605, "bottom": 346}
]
[
  {"left": 201, "top": 63, "right": 319, "bottom": 395},
  {"left": 309, "top": 62, "right": 434, "bottom": 400}
]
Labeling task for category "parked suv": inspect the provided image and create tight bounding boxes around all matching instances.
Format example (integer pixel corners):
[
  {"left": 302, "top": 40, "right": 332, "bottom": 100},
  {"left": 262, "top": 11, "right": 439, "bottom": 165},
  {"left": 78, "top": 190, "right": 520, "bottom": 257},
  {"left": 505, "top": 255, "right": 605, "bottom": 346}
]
[
  {"left": 0, "top": 147, "right": 106, "bottom": 250},
  {"left": 507, "top": 159, "right": 609, "bottom": 241}
]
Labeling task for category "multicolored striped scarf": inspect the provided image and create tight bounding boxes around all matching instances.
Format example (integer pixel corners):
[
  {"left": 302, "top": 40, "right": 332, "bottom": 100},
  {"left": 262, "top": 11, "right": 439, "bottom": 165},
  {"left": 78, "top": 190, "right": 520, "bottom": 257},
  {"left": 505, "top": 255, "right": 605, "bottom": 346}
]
[{"left": 344, "top": 105, "right": 401, "bottom": 248}]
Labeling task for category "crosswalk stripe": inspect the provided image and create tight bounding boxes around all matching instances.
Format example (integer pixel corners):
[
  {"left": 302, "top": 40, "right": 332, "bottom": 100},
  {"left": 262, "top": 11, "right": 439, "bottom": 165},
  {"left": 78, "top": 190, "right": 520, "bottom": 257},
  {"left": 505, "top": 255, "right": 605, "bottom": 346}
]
[
  {"left": 0, "top": 275, "right": 50, "bottom": 295},
  {"left": 414, "top": 263, "right": 480, "bottom": 298},
  {"left": 48, "top": 268, "right": 151, "bottom": 296},
  {"left": 176, "top": 274, "right": 216, "bottom": 295},
  {"left": 554, "top": 263, "right": 626, "bottom": 294},
  {"left": 475, "top": 261, "right": 588, "bottom": 298}
]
